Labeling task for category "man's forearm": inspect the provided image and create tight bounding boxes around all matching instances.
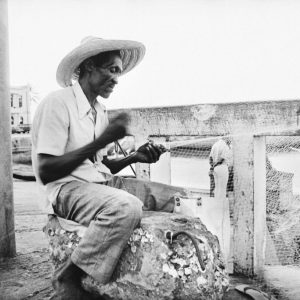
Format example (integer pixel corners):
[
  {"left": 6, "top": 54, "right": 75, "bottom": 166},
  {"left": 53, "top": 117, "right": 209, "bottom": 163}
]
[
  {"left": 38, "top": 136, "right": 114, "bottom": 184},
  {"left": 102, "top": 153, "right": 138, "bottom": 174}
]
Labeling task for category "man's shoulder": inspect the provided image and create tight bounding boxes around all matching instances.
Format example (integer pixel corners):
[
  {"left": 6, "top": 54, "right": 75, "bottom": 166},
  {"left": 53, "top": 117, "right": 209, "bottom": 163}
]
[
  {"left": 211, "top": 139, "right": 223, "bottom": 148},
  {"left": 43, "top": 86, "right": 74, "bottom": 104},
  {"left": 33, "top": 87, "right": 75, "bottom": 122},
  {"left": 35, "top": 87, "right": 75, "bottom": 115},
  {"left": 210, "top": 139, "right": 227, "bottom": 156}
]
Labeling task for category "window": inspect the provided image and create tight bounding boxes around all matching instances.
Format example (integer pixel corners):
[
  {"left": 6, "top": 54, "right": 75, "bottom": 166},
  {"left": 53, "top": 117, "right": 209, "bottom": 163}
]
[
  {"left": 11, "top": 94, "right": 13, "bottom": 107},
  {"left": 11, "top": 116, "right": 14, "bottom": 125},
  {"left": 19, "top": 96, "right": 22, "bottom": 107},
  {"left": 20, "top": 116, "right": 24, "bottom": 125}
]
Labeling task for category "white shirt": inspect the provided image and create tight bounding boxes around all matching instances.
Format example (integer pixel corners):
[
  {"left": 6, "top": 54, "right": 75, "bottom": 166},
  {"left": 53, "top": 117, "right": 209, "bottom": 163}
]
[
  {"left": 209, "top": 139, "right": 233, "bottom": 167},
  {"left": 31, "top": 82, "right": 112, "bottom": 213}
]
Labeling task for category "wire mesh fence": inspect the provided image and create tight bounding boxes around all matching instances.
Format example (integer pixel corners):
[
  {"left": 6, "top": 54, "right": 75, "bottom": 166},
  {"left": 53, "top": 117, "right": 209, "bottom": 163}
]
[{"left": 265, "top": 136, "right": 300, "bottom": 266}]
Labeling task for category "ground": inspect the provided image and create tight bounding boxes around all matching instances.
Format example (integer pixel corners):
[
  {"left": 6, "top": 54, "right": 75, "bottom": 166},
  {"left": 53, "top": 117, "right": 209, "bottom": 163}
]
[
  {"left": 0, "top": 180, "right": 53, "bottom": 300},
  {"left": 0, "top": 179, "right": 294, "bottom": 300}
]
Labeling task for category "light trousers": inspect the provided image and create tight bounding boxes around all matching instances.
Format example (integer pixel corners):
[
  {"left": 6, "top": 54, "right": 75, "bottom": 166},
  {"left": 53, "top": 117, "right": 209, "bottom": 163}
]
[
  {"left": 53, "top": 176, "right": 187, "bottom": 283},
  {"left": 213, "top": 164, "right": 230, "bottom": 264}
]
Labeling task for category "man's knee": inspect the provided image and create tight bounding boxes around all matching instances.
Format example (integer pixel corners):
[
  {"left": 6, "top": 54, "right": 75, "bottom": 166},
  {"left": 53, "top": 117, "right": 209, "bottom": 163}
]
[
  {"left": 98, "top": 194, "right": 143, "bottom": 225},
  {"left": 120, "top": 195, "right": 143, "bottom": 223}
]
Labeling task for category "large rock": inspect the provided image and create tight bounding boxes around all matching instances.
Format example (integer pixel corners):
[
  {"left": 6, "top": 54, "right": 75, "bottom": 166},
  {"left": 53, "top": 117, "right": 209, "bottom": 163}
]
[{"left": 44, "top": 211, "right": 229, "bottom": 300}]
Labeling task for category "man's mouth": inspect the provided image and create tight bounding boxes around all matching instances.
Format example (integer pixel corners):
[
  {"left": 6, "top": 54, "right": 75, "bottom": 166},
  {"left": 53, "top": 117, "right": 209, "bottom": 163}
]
[{"left": 106, "top": 85, "right": 114, "bottom": 92}]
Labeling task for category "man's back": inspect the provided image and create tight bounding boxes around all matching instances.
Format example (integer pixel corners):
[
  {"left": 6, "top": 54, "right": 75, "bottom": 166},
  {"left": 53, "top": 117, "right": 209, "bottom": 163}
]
[{"left": 210, "top": 139, "right": 232, "bottom": 167}]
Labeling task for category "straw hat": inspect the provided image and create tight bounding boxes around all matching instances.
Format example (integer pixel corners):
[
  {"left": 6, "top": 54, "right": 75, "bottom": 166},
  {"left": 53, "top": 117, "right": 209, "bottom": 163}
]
[{"left": 56, "top": 36, "right": 146, "bottom": 87}]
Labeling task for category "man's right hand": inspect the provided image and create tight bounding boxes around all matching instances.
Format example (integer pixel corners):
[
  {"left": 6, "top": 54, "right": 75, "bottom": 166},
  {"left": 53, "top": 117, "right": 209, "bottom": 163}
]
[{"left": 97, "top": 112, "right": 130, "bottom": 146}]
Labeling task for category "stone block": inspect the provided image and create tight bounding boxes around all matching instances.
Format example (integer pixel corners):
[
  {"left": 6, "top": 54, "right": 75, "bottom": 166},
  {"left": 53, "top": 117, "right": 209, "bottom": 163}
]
[{"left": 44, "top": 211, "right": 229, "bottom": 300}]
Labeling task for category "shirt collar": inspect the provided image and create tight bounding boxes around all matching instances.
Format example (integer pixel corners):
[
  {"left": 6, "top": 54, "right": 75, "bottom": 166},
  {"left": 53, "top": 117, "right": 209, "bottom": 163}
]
[
  {"left": 72, "top": 82, "right": 107, "bottom": 119},
  {"left": 73, "top": 81, "right": 93, "bottom": 119}
]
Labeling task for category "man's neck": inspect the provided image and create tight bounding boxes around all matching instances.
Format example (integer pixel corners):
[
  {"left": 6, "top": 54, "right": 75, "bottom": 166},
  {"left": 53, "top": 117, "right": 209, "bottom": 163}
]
[{"left": 78, "top": 79, "right": 97, "bottom": 107}]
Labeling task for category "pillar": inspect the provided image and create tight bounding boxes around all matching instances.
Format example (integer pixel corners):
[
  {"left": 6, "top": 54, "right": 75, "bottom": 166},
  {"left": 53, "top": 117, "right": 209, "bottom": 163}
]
[
  {"left": 253, "top": 135, "right": 266, "bottom": 276},
  {"left": 0, "top": 0, "right": 16, "bottom": 257},
  {"left": 232, "top": 134, "right": 254, "bottom": 275}
]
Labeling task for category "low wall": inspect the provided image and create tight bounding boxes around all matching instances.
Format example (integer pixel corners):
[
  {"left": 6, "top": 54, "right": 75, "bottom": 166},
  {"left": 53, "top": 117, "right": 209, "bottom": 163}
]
[
  {"left": 14, "top": 98, "right": 300, "bottom": 156},
  {"left": 109, "top": 100, "right": 300, "bottom": 138}
]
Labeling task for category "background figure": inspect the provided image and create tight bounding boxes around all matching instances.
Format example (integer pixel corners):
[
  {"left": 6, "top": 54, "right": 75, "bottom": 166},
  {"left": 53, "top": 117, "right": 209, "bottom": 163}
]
[
  {"left": 209, "top": 138, "right": 234, "bottom": 197},
  {"left": 209, "top": 137, "right": 233, "bottom": 266}
]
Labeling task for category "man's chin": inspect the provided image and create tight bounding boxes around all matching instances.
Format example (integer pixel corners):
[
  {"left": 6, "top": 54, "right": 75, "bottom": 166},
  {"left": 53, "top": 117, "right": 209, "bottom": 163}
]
[{"left": 99, "top": 92, "right": 111, "bottom": 99}]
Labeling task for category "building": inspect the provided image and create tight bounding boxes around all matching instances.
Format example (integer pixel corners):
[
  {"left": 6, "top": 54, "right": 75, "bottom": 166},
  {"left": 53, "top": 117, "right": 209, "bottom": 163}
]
[{"left": 10, "top": 85, "right": 31, "bottom": 129}]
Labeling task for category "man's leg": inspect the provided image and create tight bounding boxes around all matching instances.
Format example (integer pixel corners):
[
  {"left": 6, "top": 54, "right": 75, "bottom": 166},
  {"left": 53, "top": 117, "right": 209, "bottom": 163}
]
[
  {"left": 213, "top": 165, "right": 230, "bottom": 265},
  {"left": 52, "top": 180, "right": 143, "bottom": 290},
  {"left": 106, "top": 176, "right": 188, "bottom": 212},
  {"left": 209, "top": 172, "right": 215, "bottom": 197}
]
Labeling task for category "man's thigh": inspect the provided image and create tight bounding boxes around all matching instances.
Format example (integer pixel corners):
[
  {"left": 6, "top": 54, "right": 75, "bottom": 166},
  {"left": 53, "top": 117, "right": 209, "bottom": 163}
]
[
  {"left": 53, "top": 180, "right": 140, "bottom": 227},
  {"left": 107, "top": 176, "right": 188, "bottom": 211}
]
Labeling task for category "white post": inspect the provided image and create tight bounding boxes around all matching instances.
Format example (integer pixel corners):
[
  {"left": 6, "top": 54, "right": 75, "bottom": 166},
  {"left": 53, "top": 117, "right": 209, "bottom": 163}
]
[
  {"left": 0, "top": 0, "right": 16, "bottom": 257},
  {"left": 253, "top": 136, "right": 266, "bottom": 276},
  {"left": 149, "top": 137, "right": 171, "bottom": 184},
  {"left": 135, "top": 134, "right": 151, "bottom": 181},
  {"left": 232, "top": 135, "right": 254, "bottom": 275}
]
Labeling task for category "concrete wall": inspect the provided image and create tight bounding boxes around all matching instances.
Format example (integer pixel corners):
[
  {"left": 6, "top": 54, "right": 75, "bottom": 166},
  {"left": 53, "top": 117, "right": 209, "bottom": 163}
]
[{"left": 109, "top": 100, "right": 300, "bottom": 138}]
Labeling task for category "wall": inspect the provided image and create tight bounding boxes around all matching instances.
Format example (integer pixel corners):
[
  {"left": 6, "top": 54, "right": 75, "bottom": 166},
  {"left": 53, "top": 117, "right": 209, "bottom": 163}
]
[{"left": 109, "top": 100, "right": 300, "bottom": 138}]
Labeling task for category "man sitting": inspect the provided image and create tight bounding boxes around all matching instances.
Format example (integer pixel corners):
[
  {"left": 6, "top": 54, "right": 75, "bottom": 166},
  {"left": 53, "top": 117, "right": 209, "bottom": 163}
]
[{"left": 31, "top": 36, "right": 186, "bottom": 299}]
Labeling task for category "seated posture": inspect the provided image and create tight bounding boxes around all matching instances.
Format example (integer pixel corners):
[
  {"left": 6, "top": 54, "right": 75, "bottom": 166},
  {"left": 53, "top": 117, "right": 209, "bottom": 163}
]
[{"left": 31, "top": 37, "right": 186, "bottom": 300}]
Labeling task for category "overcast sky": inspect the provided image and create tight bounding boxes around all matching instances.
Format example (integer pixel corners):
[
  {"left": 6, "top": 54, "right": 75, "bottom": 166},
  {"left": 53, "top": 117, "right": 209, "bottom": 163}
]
[{"left": 7, "top": 0, "right": 300, "bottom": 110}]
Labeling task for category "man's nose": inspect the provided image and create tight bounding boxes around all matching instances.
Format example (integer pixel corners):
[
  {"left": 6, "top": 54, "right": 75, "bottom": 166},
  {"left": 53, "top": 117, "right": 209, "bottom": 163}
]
[{"left": 112, "top": 75, "right": 119, "bottom": 84}]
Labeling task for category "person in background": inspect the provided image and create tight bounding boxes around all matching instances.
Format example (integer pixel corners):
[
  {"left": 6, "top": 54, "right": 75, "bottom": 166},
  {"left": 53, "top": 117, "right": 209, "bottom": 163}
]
[
  {"left": 209, "top": 137, "right": 233, "bottom": 197},
  {"left": 208, "top": 137, "right": 233, "bottom": 266}
]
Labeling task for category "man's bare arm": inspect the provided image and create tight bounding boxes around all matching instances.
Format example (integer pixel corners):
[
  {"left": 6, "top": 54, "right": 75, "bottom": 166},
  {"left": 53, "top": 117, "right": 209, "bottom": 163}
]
[
  {"left": 38, "top": 113, "right": 129, "bottom": 184},
  {"left": 102, "top": 141, "right": 167, "bottom": 174},
  {"left": 102, "top": 154, "right": 137, "bottom": 175}
]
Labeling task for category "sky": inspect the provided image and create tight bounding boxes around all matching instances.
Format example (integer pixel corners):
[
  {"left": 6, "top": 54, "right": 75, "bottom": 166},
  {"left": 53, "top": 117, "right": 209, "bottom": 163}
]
[{"left": 7, "top": 0, "right": 300, "bottom": 110}]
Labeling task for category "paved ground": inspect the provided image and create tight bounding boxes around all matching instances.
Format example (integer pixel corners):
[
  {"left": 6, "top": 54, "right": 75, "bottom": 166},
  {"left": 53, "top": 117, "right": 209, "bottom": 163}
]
[
  {"left": 0, "top": 180, "right": 53, "bottom": 300},
  {"left": 264, "top": 266, "right": 300, "bottom": 300},
  {"left": 0, "top": 179, "right": 294, "bottom": 300}
]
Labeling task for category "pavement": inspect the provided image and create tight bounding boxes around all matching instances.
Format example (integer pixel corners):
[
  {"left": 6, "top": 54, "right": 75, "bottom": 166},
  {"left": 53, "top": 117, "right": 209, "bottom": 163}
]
[
  {"left": 0, "top": 178, "right": 294, "bottom": 300},
  {"left": 0, "top": 180, "right": 53, "bottom": 300}
]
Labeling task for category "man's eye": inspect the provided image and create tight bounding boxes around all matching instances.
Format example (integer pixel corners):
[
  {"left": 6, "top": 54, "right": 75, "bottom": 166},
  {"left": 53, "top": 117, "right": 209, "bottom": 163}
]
[{"left": 110, "top": 67, "right": 121, "bottom": 74}]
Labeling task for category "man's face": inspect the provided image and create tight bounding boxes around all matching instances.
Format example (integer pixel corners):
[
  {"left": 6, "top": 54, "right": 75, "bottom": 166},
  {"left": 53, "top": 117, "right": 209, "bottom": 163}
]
[{"left": 89, "top": 53, "right": 123, "bottom": 99}]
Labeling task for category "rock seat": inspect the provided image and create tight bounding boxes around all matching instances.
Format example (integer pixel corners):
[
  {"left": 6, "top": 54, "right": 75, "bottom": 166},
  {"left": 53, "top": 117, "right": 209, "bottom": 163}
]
[{"left": 44, "top": 211, "right": 229, "bottom": 300}]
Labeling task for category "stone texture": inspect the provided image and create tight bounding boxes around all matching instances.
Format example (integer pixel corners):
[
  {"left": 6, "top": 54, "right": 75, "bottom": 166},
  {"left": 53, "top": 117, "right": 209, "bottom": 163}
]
[{"left": 44, "top": 211, "right": 229, "bottom": 300}]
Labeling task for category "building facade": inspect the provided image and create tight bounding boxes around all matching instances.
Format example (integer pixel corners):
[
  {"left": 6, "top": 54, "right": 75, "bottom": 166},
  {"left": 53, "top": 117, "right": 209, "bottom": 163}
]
[{"left": 10, "top": 85, "right": 31, "bottom": 128}]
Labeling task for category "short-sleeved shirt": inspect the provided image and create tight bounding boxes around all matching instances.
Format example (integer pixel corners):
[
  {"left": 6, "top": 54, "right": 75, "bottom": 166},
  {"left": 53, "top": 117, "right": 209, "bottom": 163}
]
[
  {"left": 31, "top": 82, "right": 113, "bottom": 213},
  {"left": 209, "top": 139, "right": 233, "bottom": 168}
]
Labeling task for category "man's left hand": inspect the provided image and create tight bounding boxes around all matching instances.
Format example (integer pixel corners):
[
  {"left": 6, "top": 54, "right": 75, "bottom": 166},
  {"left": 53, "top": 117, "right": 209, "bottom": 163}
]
[{"left": 134, "top": 141, "right": 167, "bottom": 164}]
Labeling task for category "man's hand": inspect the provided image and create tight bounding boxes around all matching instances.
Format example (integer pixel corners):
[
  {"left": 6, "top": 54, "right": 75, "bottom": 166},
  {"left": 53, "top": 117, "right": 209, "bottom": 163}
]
[
  {"left": 96, "top": 113, "right": 129, "bottom": 146},
  {"left": 134, "top": 140, "right": 167, "bottom": 164}
]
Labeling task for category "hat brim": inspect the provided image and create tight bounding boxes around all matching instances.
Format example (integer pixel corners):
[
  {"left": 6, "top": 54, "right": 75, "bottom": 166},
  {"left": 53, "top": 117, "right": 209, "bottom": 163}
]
[{"left": 56, "top": 39, "right": 146, "bottom": 88}]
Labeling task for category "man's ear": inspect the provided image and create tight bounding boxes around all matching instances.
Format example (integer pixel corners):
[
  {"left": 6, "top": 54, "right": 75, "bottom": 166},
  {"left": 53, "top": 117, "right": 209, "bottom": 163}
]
[{"left": 83, "top": 58, "right": 95, "bottom": 73}]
